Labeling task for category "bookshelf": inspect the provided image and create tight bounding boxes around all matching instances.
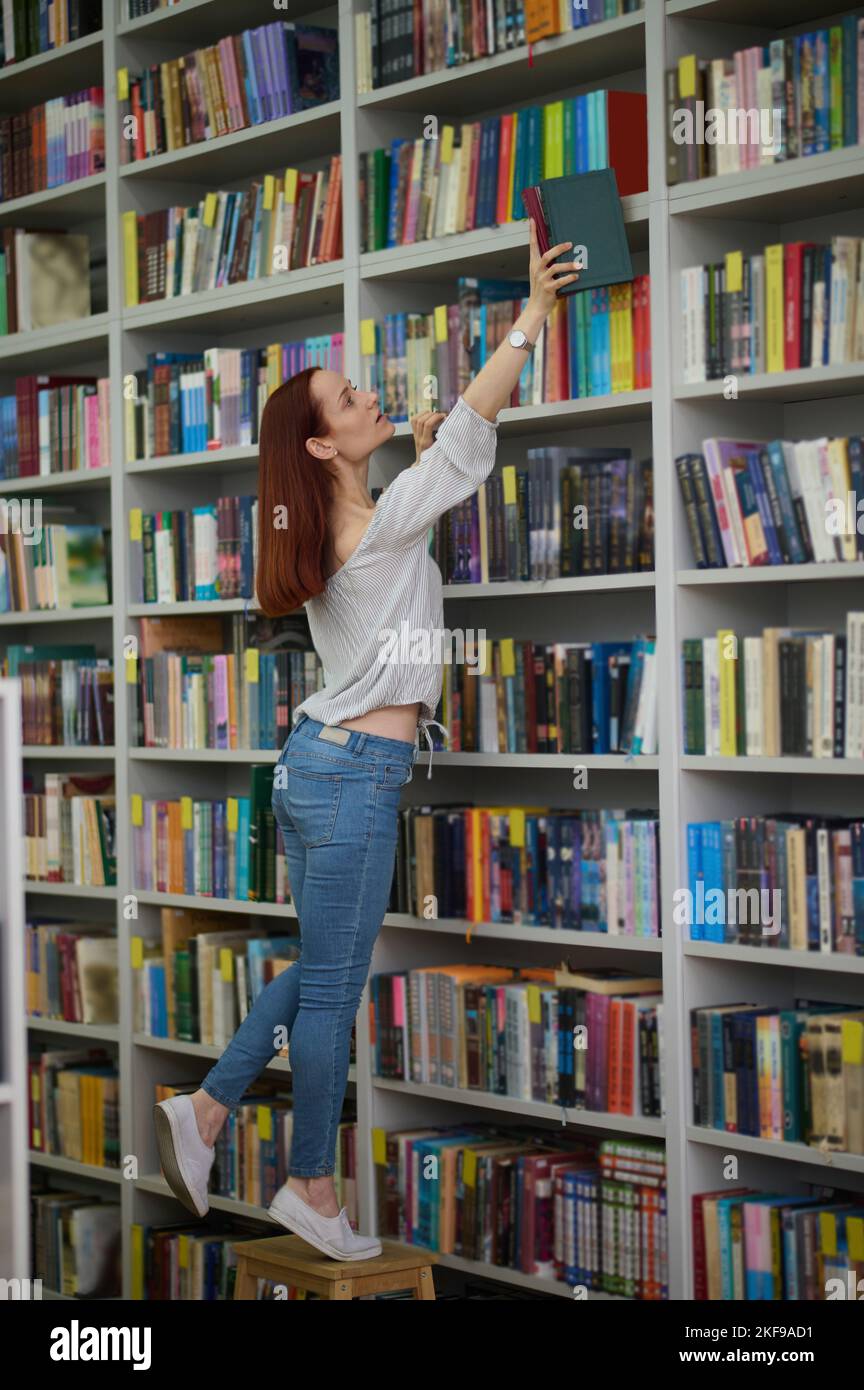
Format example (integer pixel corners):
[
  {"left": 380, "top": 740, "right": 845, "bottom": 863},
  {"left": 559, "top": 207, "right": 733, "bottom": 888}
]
[
  {"left": 0, "top": 679, "right": 28, "bottom": 1286},
  {"left": 1, "top": 0, "right": 862, "bottom": 1302}
]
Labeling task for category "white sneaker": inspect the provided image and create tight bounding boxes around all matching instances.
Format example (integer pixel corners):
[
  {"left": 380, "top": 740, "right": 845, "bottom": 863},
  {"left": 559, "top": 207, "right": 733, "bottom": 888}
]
[
  {"left": 268, "top": 1182, "right": 382, "bottom": 1261},
  {"left": 153, "top": 1094, "right": 215, "bottom": 1218}
]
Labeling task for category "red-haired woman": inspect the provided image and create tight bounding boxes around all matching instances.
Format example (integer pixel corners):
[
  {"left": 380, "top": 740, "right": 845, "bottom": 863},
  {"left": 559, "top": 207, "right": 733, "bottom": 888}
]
[{"left": 154, "top": 224, "right": 580, "bottom": 1260}]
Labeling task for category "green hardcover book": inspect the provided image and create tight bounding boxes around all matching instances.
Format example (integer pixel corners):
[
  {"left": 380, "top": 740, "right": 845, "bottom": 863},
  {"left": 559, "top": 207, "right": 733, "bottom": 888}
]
[
  {"left": 520, "top": 168, "right": 633, "bottom": 297},
  {"left": 248, "top": 764, "right": 276, "bottom": 902},
  {"left": 780, "top": 1009, "right": 807, "bottom": 1142}
]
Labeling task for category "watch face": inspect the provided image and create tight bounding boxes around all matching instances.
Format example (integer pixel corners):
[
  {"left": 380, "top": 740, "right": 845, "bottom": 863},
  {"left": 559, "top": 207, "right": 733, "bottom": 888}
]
[{"left": 510, "top": 330, "right": 526, "bottom": 348}]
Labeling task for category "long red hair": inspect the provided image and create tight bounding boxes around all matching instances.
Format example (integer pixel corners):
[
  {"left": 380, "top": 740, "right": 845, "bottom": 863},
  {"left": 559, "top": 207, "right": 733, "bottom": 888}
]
[{"left": 256, "top": 366, "right": 334, "bottom": 615}]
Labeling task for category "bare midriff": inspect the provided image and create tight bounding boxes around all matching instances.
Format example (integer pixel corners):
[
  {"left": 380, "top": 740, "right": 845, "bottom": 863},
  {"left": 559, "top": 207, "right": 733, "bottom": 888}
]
[{"left": 337, "top": 702, "right": 422, "bottom": 745}]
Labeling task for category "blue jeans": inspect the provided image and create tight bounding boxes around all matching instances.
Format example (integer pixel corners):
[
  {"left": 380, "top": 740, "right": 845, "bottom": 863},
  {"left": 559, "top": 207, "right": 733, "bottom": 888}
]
[{"left": 200, "top": 715, "right": 417, "bottom": 1177}]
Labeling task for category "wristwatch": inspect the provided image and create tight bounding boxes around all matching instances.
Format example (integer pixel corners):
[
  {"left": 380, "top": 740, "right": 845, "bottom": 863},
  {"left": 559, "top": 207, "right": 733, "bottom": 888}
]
[{"left": 508, "top": 328, "right": 536, "bottom": 352}]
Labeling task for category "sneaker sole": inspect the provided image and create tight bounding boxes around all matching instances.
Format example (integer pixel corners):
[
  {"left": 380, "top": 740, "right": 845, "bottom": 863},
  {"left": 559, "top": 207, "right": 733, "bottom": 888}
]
[
  {"left": 267, "top": 1199, "right": 381, "bottom": 1262},
  {"left": 153, "top": 1102, "right": 208, "bottom": 1218}
]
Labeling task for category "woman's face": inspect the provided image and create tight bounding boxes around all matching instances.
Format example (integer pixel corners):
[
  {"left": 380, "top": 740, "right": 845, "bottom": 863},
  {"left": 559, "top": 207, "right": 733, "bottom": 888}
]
[{"left": 308, "top": 370, "right": 396, "bottom": 463}]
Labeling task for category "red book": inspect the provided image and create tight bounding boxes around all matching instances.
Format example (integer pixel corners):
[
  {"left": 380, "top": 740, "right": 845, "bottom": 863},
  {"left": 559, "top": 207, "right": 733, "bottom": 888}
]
[
  {"left": 495, "top": 114, "right": 514, "bottom": 225},
  {"left": 783, "top": 242, "right": 815, "bottom": 370},
  {"left": 691, "top": 1188, "right": 755, "bottom": 1299},
  {"left": 602, "top": 91, "right": 649, "bottom": 196}
]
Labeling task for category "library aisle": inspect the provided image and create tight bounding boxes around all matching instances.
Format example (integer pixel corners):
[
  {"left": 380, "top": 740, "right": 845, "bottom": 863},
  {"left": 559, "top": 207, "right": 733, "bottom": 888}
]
[{"left": 1, "top": 0, "right": 863, "bottom": 1342}]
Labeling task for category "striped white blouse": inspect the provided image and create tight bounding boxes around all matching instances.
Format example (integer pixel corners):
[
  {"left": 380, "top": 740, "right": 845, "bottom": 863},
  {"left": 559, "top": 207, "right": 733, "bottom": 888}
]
[{"left": 293, "top": 394, "right": 500, "bottom": 749}]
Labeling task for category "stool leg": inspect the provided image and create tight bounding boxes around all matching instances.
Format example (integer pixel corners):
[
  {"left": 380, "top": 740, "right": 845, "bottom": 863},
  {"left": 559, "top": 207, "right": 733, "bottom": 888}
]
[
  {"left": 233, "top": 1257, "right": 258, "bottom": 1301},
  {"left": 416, "top": 1266, "right": 436, "bottom": 1300}
]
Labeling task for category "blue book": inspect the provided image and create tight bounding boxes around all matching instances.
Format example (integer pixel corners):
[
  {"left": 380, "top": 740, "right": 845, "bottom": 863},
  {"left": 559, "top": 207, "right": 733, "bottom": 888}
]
[
  {"left": 236, "top": 798, "right": 251, "bottom": 899},
  {"left": 687, "top": 824, "right": 704, "bottom": 941},
  {"left": 241, "top": 30, "right": 261, "bottom": 125},
  {"left": 813, "top": 31, "right": 830, "bottom": 154},
  {"left": 746, "top": 449, "right": 783, "bottom": 563},
  {"left": 574, "top": 94, "right": 588, "bottom": 174}
]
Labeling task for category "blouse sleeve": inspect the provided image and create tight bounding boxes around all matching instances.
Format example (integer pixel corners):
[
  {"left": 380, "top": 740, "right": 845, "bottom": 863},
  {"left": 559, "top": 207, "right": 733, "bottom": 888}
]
[{"left": 364, "top": 395, "right": 499, "bottom": 553}]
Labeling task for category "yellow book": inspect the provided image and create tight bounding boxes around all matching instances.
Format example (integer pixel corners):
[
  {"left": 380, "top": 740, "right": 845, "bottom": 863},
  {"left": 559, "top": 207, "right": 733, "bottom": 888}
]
[
  {"left": 476, "top": 481, "right": 489, "bottom": 583},
  {"left": 542, "top": 100, "right": 564, "bottom": 180},
  {"left": 620, "top": 282, "right": 634, "bottom": 392},
  {"left": 122, "top": 210, "right": 139, "bottom": 307},
  {"left": 131, "top": 1224, "right": 144, "bottom": 1299},
  {"left": 717, "top": 628, "right": 737, "bottom": 755},
  {"left": 469, "top": 807, "right": 484, "bottom": 921},
  {"left": 765, "top": 243, "right": 784, "bottom": 374}
]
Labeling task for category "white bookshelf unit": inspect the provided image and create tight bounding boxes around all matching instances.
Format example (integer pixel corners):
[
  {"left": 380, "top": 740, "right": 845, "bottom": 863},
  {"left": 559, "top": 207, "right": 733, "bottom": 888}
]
[{"left": 1, "top": 0, "right": 862, "bottom": 1302}]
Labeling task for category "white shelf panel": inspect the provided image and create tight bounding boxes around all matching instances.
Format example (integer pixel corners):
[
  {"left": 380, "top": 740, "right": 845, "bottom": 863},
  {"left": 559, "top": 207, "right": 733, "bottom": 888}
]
[
  {"left": 0, "top": 314, "right": 110, "bottom": 370},
  {"left": 123, "top": 262, "right": 346, "bottom": 334},
  {"left": 361, "top": 195, "right": 650, "bottom": 280},
  {"left": 357, "top": 14, "right": 646, "bottom": 115},
  {"left": 126, "top": 446, "right": 258, "bottom": 477},
  {"left": 29, "top": 1151, "right": 122, "bottom": 1182},
  {"left": 130, "top": 747, "right": 278, "bottom": 762},
  {"left": 133, "top": 890, "right": 296, "bottom": 919},
  {"left": 118, "top": 0, "right": 292, "bottom": 41},
  {"left": 22, "top": 746, "right": 115, "bottom": 759},
  {"left": 687, "top": 1126, "right": 864, "bottom": 1175},
  {"left": 0, "top": 605, "right": 113, "bottom": 627},
  {"left": 24, "top": 880, "right": 119, "bottom": 899},
  {"left": 127, "top": 599, "right": 252, "bottom": 617},
  {"left": 443, "top": 573, "right": 655, "bottom": 598},
  {"left": 384, "top": 913, "right": 663, "bottom": 950},
  {"left": 435, "top": 1250, "right": 629, "bottom": 1300},
  {"left": 0, "top": 173, "right": 106, "bottom": 226},
  {"left": 682, "top": 755, "right": 864, "bottom": 775},
  {"left": 0, "top": 467, "right": 111, "bottom": 496},
  {"left": 373, "top": 1077, "right": 665, "bottom": 1137},
  {"left": 669, "top": 146, "right": 864, "bottom": 223},
  {"left": 416, "top": 751, "right": 659, "bottom": 770},
  {"left": 678, "top": 562, "right": 864, "bottom": 585},
  {"left": 136, "top": 1173, "right": 281, "bottom": 1222},
  {"left": 391, "top": 392, "right": 653, "bottom": 436},
  {"left": 27, "top": 1017, "right": 120, "bottom": 1041},
  {"left": 118, "top": 104, "right": 342, "bottom": 185},
  {"left": 685, "top": 942, "right": 864, "bottom": 974},
  {"left": 676, "top": 363, "right": 864, "bottom": 403},
  {"left": 0, "top": 32, "right": 102, "bottom": 105}
]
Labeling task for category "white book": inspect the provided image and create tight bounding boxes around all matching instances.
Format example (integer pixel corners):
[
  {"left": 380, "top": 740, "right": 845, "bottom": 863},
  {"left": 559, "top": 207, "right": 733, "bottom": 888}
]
[
  {"left": 854, "top": 240, "right": 864, "bottom": 360},
  {"left": 154, "top": 525, "right": 176, "bottom": 603},
  {"left": 829, "top": 236, "right": 859, "bottom": 365},
  {"left": 757, "top": 66, "right": 775, "bottom": 164},
  {"left": 817, "top": 827, "right": 833, "bottom": 951},
  {"left": 635, "top": 645, "right": 658, "bottom": 755},
  {"left": 811, "top": 279, "right": 826, "bottom": 367},
  {"left": 846, "top": 612, "right": 863, "bottom": 758},
  {"left": 797, "top": 439, "right": 834, "bottom": 561},
  {"left": 750, "top": 255, "right": 765, "bottom": 372},
  {"left": 827, "top": 438, "right": 856, "bottom": 561},
  {"left": 744, "top": 636, "right": 763, "bottom": 754}
]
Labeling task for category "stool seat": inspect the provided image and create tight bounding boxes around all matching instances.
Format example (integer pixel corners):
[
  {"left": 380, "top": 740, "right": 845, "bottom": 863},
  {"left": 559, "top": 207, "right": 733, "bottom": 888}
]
[{"left": 232, "top": 1234, "right": 437, "bottom": 1300}]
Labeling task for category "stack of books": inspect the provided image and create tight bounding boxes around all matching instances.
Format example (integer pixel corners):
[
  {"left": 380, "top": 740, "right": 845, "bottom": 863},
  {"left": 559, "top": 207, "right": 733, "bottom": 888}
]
[
  {"left": 118, "top": 22, "right": 339, "bottom": 163},
  {"left": 24, "top": 770, "right": 116, "bottom": 887},
  {"left": 681, "top": 236, "right": 864, "bottom": 382},
  {"left": 0, "top": 89, "right": 104, "bottom": 201},
  {"left": 691, "top": 1002, "right": 864, "bottom": 1152},
  {"left": 360, "top": 90, "right": 647, "bottom": 252},
  {"left": 676, "top": 434, "right": 864, "bottom": 569},
  {"left": 28, "top": 1045, "right": 120, "bottom": 1167},
  {"left": 2, "top": 643, "right": 113, "bottom": 746},
  {"left": 681, "top": 615, "right": 864, "bottom": 758},
  {"left": 1, "top": 1, "right": 101, "bottom": 65},
  {"left": 668, "top": 24, "right": 864, "bottom": 184},
  {"left": 0, "top": 516, "right": 110, "bottom": 613},
  {"left": 25, "top": 918, "right": 118, "bottom": 1024},
  {"left": 128, "top": 497, "right": 257, "bottom": 604},
  {"left": 0, "top": 229, "right": 90, "bottom": 335},
  {"left": 0, "top": 375, "right": 110, "bottom": 479},
  {"left": 122, "top": 160, "right": 342, "bottom": 305}
]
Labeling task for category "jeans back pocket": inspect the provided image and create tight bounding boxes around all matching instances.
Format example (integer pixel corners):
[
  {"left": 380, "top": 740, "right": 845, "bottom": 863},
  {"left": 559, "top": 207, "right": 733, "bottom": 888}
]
[{"left": 277, "top": 765, "right": 342, "bottom": 849}]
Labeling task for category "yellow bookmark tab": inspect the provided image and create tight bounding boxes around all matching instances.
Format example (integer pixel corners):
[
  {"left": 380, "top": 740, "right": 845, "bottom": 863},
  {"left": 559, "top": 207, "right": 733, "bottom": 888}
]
[
  {"left": 502, "top": 465, "right": 517, "bottom": 506},
  {"left": 500, "top": 637, "right": 516, "bottom": 678},
  {"left": 441, "top": 125, "right": 454, "bottom": 163},
  {"left": 130, "top": 936, "right": 144, "bottom": 969},
  {"left": 725, "top": 251, "right": 743, "bottom": 295},
  {"left": 117, "top": 68, "right": 129, "bottom": 102},
  {"left": 203, "top": 192, "right": 218, "bottom": 228},
  {"left": 220, "top": 947, "right": 234, "bottom": 983},
  {"left": 434, "top": 305, "right": 448, "bottom": 343},
  {"left": 842, "top": 1019, "right": 863, "bottom": 1065},
  {"left": 678, "top": 55, "right": 697, "bottom": 99},
  {"left": 129, "top": 507, "right": 142, "bottom": 542},
  {"left": 263, "top": 175, "right": 275, "bottom": 211},
  {"left": 509, "top": 807, "right": 526, "bottom": 848},
  {"left": 131, "top": 794, "right": 143, "bottom": 827},
  {"left": 178, "top": 1235, "right": 189, "bottom": 1269},
  {"left": 848, "top": 1216, "right": 864, "bottom": 1262},
  {"left": 819, "top": 1211, "right": 837, "bottom": 1257},
  {"left": 227, "top": 798, "right": 239, "bottom": 834},
  {"left": 180, "top": 796, "right": 193, "bottom": 831},
  {"left": 257, "top": 1105, "right": 272, "bottom": 1141},
  {"left": 372, "top": 1127, "right": 387, "bottom": 1165},
  {"left": 463, "top": 1149, "right": 477, "bottom": 1187},
  {"left": 244, "top": 648, "right": 259, "bottom": 684},
  {"left": 360, "top": 318, "right": 377, "bottom": 356},
  {"left": 125, "top": 655, "right": 138, "bottom": 685},
  {"left": 527, "top": 983, "right": 541, "bottom": 1024}
]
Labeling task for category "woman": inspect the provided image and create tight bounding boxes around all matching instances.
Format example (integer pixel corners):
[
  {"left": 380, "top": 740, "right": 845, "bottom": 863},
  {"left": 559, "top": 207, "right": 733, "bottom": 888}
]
[{"left": 153, "top": 223, "right": 580, "bottom": 1262}]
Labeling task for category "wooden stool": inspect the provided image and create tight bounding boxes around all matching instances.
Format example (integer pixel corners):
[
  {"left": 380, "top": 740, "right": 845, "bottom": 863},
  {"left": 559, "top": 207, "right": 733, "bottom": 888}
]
[{"left": 232, "top": 1235, "right": 437, "bottom": 1301}]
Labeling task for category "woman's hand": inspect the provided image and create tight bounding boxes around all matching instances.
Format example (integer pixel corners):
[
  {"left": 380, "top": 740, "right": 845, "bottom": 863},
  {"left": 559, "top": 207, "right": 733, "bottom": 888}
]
[
  {"left": 527, "top": 218, "right": 581, "bottom": 317},
  {"left": 410, "top": 409, "right": 447, "bottom": 463}
]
